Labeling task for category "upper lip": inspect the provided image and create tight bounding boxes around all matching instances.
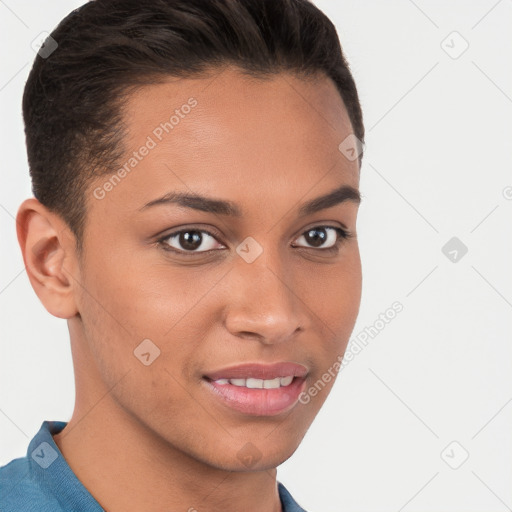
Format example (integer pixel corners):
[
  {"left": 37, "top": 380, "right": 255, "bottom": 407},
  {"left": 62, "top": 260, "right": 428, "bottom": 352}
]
[{"left": 203, "top": 362, "right": 308, "bottom": 381}]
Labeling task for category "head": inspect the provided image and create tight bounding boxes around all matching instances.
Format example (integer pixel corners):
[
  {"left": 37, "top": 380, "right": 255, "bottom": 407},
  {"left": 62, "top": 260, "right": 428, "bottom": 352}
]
[{"left": 17, "top": 0, "right": 365, "bottom": 471}]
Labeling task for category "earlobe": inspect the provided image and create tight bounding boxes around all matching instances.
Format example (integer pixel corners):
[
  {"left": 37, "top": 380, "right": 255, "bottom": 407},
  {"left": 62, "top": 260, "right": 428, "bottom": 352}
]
[{"left": 16, "top": 198, "right": 79, "bottom": 319}]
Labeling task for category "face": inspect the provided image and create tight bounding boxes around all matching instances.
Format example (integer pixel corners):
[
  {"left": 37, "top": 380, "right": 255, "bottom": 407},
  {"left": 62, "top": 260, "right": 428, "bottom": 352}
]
[{"left": 73, "top": 66, "right": 362, "bottom": 471}]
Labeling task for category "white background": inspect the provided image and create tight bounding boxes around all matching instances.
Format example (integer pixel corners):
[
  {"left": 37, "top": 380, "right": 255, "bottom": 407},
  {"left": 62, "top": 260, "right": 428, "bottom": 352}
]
[{"left": 1, "top": 1, "right": 511, "bottom": 511}]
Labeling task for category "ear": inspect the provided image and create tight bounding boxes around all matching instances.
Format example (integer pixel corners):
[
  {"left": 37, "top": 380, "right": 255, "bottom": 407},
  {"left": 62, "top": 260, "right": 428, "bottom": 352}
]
[{"left": 16, "top": 198, "right": 80, "bottom": 319}]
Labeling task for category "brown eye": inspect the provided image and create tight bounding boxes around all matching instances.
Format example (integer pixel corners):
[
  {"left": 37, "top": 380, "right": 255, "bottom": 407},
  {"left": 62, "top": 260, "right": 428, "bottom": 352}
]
[
  {"left": 304, "top": 227, "right": 329, "bottom": 248},
  {"left": 177, "top": 231, "right": 203, "bottom": 251},
  {"left": 159, "top": 229, "right": 224, "bottom": 253},
  {"left": 293, "top": 226, "right": 350, "bottom": 250}
]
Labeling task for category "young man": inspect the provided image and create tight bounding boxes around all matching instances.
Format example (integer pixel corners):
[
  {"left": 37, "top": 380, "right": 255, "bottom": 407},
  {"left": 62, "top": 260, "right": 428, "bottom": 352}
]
[{"left": 0, "top": 0, "right": 365, "bottom": 510}]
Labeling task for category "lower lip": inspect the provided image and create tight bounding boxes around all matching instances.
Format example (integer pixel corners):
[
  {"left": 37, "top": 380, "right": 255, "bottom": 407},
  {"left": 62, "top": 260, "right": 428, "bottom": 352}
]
[{"left": 202, "top": 377, "right": 307, "bottom": 416}]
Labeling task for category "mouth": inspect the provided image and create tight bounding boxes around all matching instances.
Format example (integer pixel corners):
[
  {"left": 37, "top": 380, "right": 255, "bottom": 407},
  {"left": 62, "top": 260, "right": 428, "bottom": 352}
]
[
  {"left": 202, "top": 362, "right": 308, "bottom": 416},
  {"left": 204, "top": 375, "right": 297, "bottom": 389}
]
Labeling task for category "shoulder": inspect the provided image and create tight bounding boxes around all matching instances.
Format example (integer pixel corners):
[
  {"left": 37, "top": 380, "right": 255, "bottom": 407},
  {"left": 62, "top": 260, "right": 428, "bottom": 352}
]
[
  {"left": 1, "top": 420, "right": 105, "bottom": 511},
  {"left": 278, "top": 481, "right": 311, "bottom": 512},
  {"left": 0, "top": 456, "right": 64, "bottom": 512}
]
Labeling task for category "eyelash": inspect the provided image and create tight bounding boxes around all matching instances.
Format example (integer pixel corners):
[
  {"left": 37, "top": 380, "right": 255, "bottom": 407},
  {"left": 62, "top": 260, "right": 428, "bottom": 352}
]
[{"left": 156, "top": 225, "right": 353, "bottom": 256}]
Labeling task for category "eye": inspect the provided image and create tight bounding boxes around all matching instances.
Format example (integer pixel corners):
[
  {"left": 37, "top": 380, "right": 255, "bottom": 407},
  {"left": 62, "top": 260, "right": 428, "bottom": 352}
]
[
  {"left": 292, "top": 226, "right": 352, "bottom": 251},
  {"left": 157, "top": 225, "right": 353, "bottom": 256},
  {"left": 158, "top": 228, "right": 225, "bottom": 254}
]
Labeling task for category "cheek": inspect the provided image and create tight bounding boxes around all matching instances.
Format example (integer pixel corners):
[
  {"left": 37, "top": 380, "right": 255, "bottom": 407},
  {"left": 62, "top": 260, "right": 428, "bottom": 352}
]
[
  {"left": 76, "top": 271, "right": 193, "bottom": 420},
  {"left": 96, "top": 249, "right": 226, "bottom": 337},
  {"left": 76, "top": 254, "right": 218, "bottom": 382},
  {"left": 302, "top": 254, "right": 362, "bottom": 371},
  {"left": 306, "top": 252, "right": 362, "bottom": 325}
]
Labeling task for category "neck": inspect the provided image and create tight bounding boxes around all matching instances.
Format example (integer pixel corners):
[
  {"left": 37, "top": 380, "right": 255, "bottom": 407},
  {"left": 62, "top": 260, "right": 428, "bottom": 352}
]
[{"left": 53, "top": 334, "right": 283, "bottom": 512}]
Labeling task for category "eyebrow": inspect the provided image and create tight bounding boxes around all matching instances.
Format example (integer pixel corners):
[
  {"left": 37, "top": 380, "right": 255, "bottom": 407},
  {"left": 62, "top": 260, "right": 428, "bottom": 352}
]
[{"left": 139, "top": 184, "right": 361, "bottom": 217}]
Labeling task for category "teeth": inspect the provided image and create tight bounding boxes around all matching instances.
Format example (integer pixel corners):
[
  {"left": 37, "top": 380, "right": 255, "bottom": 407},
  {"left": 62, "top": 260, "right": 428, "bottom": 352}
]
[
  {"left": 213, "top": 376, "right": 295, "bottom": 388},
  {"left": 246, "top": 378, "right": 264, "bottom": 389},
  {"left": 263, "top": 378, "right": 281, "bottom": 389},
  {"left": 280, "top": 376, "right": 294, "bottom": 386}
]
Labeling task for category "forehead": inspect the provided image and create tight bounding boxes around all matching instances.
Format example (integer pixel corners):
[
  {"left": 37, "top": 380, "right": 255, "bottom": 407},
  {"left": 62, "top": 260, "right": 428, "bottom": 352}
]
[
  {"left": 88, "top": 66, "right": 359, "bottom": 224},
  {"left": 121, "top": 66, "right": 355, "bottom": 161}
]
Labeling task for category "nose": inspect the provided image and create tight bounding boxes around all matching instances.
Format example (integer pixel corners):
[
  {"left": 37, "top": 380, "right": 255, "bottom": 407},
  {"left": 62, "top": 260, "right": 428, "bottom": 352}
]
[{"left": 222, "top": 251, "right": 308, "bottom": 345}]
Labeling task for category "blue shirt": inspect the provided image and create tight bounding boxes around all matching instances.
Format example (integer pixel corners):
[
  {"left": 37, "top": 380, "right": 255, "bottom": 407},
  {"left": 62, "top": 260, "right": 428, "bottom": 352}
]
[{"left": 0, "top": 420, "right": 308, "bottom": 511}]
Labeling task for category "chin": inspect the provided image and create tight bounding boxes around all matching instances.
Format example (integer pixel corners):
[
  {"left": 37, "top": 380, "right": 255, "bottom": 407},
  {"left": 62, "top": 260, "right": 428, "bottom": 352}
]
[{"left": 222, "top": 436, "right": 302, "bottom": 472}]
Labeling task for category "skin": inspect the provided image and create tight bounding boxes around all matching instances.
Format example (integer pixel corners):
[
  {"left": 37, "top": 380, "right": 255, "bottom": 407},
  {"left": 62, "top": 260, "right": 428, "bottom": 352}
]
[{"left": 16, "top": 65, "right": 362, "bottom": 512}]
